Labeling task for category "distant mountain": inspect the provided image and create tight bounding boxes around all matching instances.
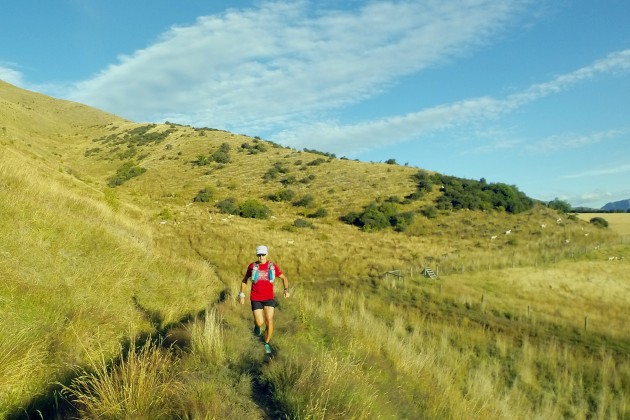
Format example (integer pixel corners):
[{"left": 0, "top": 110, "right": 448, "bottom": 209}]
[{"left": 601, "top": 199, "right": 630, "bottom": 211}]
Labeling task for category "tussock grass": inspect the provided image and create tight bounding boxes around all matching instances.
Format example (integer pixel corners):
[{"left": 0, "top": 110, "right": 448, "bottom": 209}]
[
  {"left": 0, "top": 329, "right": 49, "bottom": 412},
  {"left": 188, "top": 307, "right": 226, "bottom": 364},
  {"left": 62, "top": 338, "right": 183, "bottom": 419}
]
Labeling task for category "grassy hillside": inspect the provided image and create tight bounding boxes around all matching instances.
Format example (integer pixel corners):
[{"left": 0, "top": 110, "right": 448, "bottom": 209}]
[{"left": 1, "top": 81, "right": 629, "bottom": 419}]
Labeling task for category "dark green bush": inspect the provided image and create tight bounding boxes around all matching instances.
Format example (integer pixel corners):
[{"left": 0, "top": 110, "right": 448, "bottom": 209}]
[
  {"left": 420, "top": 206, "right": 438, "bottom": 219},
  {"left": 193, "top": 186, "right": 215, "bottom": 203},
  {"left": 390, "top": 211, "right": 415, "bottom": 232},
  {"left": 293, "top": 219, "right": 313, "bottom": 228},
  {"left": 280, "top": 176, "right": 298, "bottom": 186},
  {"left": 268, "top": 189, "right": 296, "bottom": 202},
  {"left": 217, "top": 198, "right": 239, "bottom": 215},
  {"left": 548, "top": 198, "right": 572, "bottom": 213},
  {"left": 263, "top": 162, "right": 290, "bottom": 181},
  {"left": 107, "top": 162, "right": 146, "bottom": 187},
  {"left": 308, "top": 208, "right": 328, "bottom": 218},
  {"left": 293, "top": 195, "right": 315, "bottom": 208},
  {"left": 303, "top": 148, "right": 335, "bottom": 158},
  {"left": 238, "top": 199, "right": 270, "bottom": 219},
  {"left": 590, "top": 217, "right": 608, "bottom": 228},
  {"left": 341, "top": 202, "right": 416, "bottom": 232},
  {"left": 307, "top": 158, "right": 326, "bottom": 166},
  {"left": 210, "top": 150, "right": 230, "bottom": 164}
]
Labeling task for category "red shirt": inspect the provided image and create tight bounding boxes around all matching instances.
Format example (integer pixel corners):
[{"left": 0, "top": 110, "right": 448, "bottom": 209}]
[{"left": 245, "top": 261, "right": 283, "bottom": 301}]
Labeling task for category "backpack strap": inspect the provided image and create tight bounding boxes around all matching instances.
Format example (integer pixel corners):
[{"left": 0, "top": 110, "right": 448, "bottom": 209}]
[
  {"left": 251, "top": 262, "right": 274, "bottom": 283},
  {"left": 252, "top": 262, "right": 259, "bottom": 283}
]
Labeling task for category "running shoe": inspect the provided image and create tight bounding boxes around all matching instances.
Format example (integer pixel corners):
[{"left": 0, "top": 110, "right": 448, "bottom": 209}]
[
  {"left": 253, "top": 325, "right": 261, "bottom": 336},
  {"left": 264, "top": 343, "right": 272, "bottom": 354}
]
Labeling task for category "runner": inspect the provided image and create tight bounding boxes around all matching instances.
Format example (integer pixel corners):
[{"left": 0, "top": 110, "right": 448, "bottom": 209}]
[{"left": 238, "top": 245, "right": 289, "bottom": 354}]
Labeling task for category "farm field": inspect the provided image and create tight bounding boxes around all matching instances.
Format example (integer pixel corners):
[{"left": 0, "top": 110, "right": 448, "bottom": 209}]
[{"left": 577, "top": 212, "right": 630, "bottom": 241}]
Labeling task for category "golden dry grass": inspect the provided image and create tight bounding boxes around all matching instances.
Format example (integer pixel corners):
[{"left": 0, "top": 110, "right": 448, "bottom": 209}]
[
  {"left": 577, "top": 212, "right": 630, "bottom": 239},
  {"left": 2, "top": 80, "right": 629, "bottom": 419}
]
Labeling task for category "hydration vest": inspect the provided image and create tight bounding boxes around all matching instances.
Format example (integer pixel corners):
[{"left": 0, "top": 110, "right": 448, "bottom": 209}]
[{"left": 252, "top": 262, "right": 275, "bottom": 283}]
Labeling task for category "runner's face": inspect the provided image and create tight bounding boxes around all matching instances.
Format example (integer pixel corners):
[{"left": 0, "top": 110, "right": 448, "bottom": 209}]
[{"left": 257, "top": 253, "right": 267, "bottom": 263}]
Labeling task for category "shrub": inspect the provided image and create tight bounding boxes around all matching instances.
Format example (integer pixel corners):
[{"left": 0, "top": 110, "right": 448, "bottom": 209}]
[
  {"left": 413, "top": 170, "right": 433, "bottom": 193},
  {"left": 548, "top": 198, "right": 572, "bottom": 213},
  {"left": 263, "top": 162, "right": 290, "bottom": 181},
  {"left": 341, "top": 202, "right": 414, "bottom": 232},
  {"left": 293, "top": 219, "right": 313, "bottom": 228},
  {"left": 308, "top": 208, "right": 328, "bottom": 218},
  {"left": 420, "top": 206, "right": 438, "bottom": 219},
  {"left": 268, "top": 189, "right": 296, "bottom": 202},
  {"left": 359, "top": 204, "right": 392, "bottom": 231},
  {"left": 193, "top": 155, "right": 209, "bottom": 166},
  {"left": 280, "top": 176, "right": 298, "bottom": 186},
  {"left": 107, "top": 162, "right": 146, "bottom": 187},
  {"left": 306, "top": 158, "right": 326, "bottom": 166},
  {"left": 216, "top": 198, "right": 239, "bottom": 215},
  {"left": 210, "top": 150, "right": 230, "bottom": 164},
  {"left": 340, "top": 212, "right": 361, "bottom": 225},
  {"left": 193, "top": 187, "right": 215, "bottom": 203},
  {"left": 390, "top": 211, "right": 414, "bottom": 232},
  {"left": 293, "top": 195, "right": 315, "bottom": 208},
  {"left": 238, "top": 200, "right": 270, "bottom": 219},
  {"left": 385, "top": 158, "right": 397, "bottom": 165},
  {"left": 590, "top": 217, "right": 609, "bottom": 228}
]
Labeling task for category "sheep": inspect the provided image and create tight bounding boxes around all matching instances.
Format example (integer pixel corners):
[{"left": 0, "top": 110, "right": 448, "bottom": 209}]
[
  {"left": 490, "top": 235, "right": 498, "bottom": 240},
  {"left": 504, "top": 229, "right": 512, "bottom": 235},
  {"left": 540, "top": 223, "right": 547, "bottom": 229}
]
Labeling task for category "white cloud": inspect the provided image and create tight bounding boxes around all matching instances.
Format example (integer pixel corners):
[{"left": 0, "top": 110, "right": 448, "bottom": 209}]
[
  {"left": 0, "top": 64, "right": 25, "bottom": 87},
  {"left": 563, "top": 163, "right": 630, "bottom": 179},
  {"left": 277, "top": 47, "right": 630, "bottom": 155},
  {"left": 67, "top": 0, "right": 528, "bottom": 131},
  {"left": 527, "top": 128, "right": 629, "bottom": 153}
]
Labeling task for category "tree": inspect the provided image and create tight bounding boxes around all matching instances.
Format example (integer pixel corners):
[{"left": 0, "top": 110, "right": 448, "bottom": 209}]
[{"left": 548, "top": 198, "right": 572, "bottom": 213}]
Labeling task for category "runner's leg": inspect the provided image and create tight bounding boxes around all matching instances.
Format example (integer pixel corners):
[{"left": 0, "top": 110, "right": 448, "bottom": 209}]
[
  {"left": 252, "top": 308, "right": 265, "bottom": 333},
  {"left": 263, "top": 305, "right": 275, "bottom": 343}
]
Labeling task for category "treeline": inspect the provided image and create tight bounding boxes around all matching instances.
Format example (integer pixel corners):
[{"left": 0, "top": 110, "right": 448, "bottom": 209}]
[{"left": 341, "top": 171, "right": 535, "bottom": 232}]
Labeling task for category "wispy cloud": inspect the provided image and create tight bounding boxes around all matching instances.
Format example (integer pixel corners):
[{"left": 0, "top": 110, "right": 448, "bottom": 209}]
[
  {"left": 563, "top": 163, "right": 630, "bottom": 179},
  {"left": 527, "top": 128, "right": 630, "bottom": 153},
  {"left": 277, "top": 47, "right": 630, "bottom": 154},
  {"left": 0, "top": 64, "right": 24, "bottom": 87},
  {"left": 67, "top": 0, "right": 528, "bottom": 130}
]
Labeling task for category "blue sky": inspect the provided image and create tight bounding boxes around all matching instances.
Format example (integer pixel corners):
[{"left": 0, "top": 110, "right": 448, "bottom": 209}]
[{"left": 2, "top": 0, "right": 629, "bottom": 208}]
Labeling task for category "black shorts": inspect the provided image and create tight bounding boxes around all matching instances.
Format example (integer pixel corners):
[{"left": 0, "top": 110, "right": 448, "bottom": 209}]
[{"left": 251, "top": 299, "right": 276, "bottom": 310}]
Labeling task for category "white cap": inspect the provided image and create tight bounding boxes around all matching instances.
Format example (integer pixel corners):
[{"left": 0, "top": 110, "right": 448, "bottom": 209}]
[{"left": 256, "top": 245, "right": 268, "bottom": 255}]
